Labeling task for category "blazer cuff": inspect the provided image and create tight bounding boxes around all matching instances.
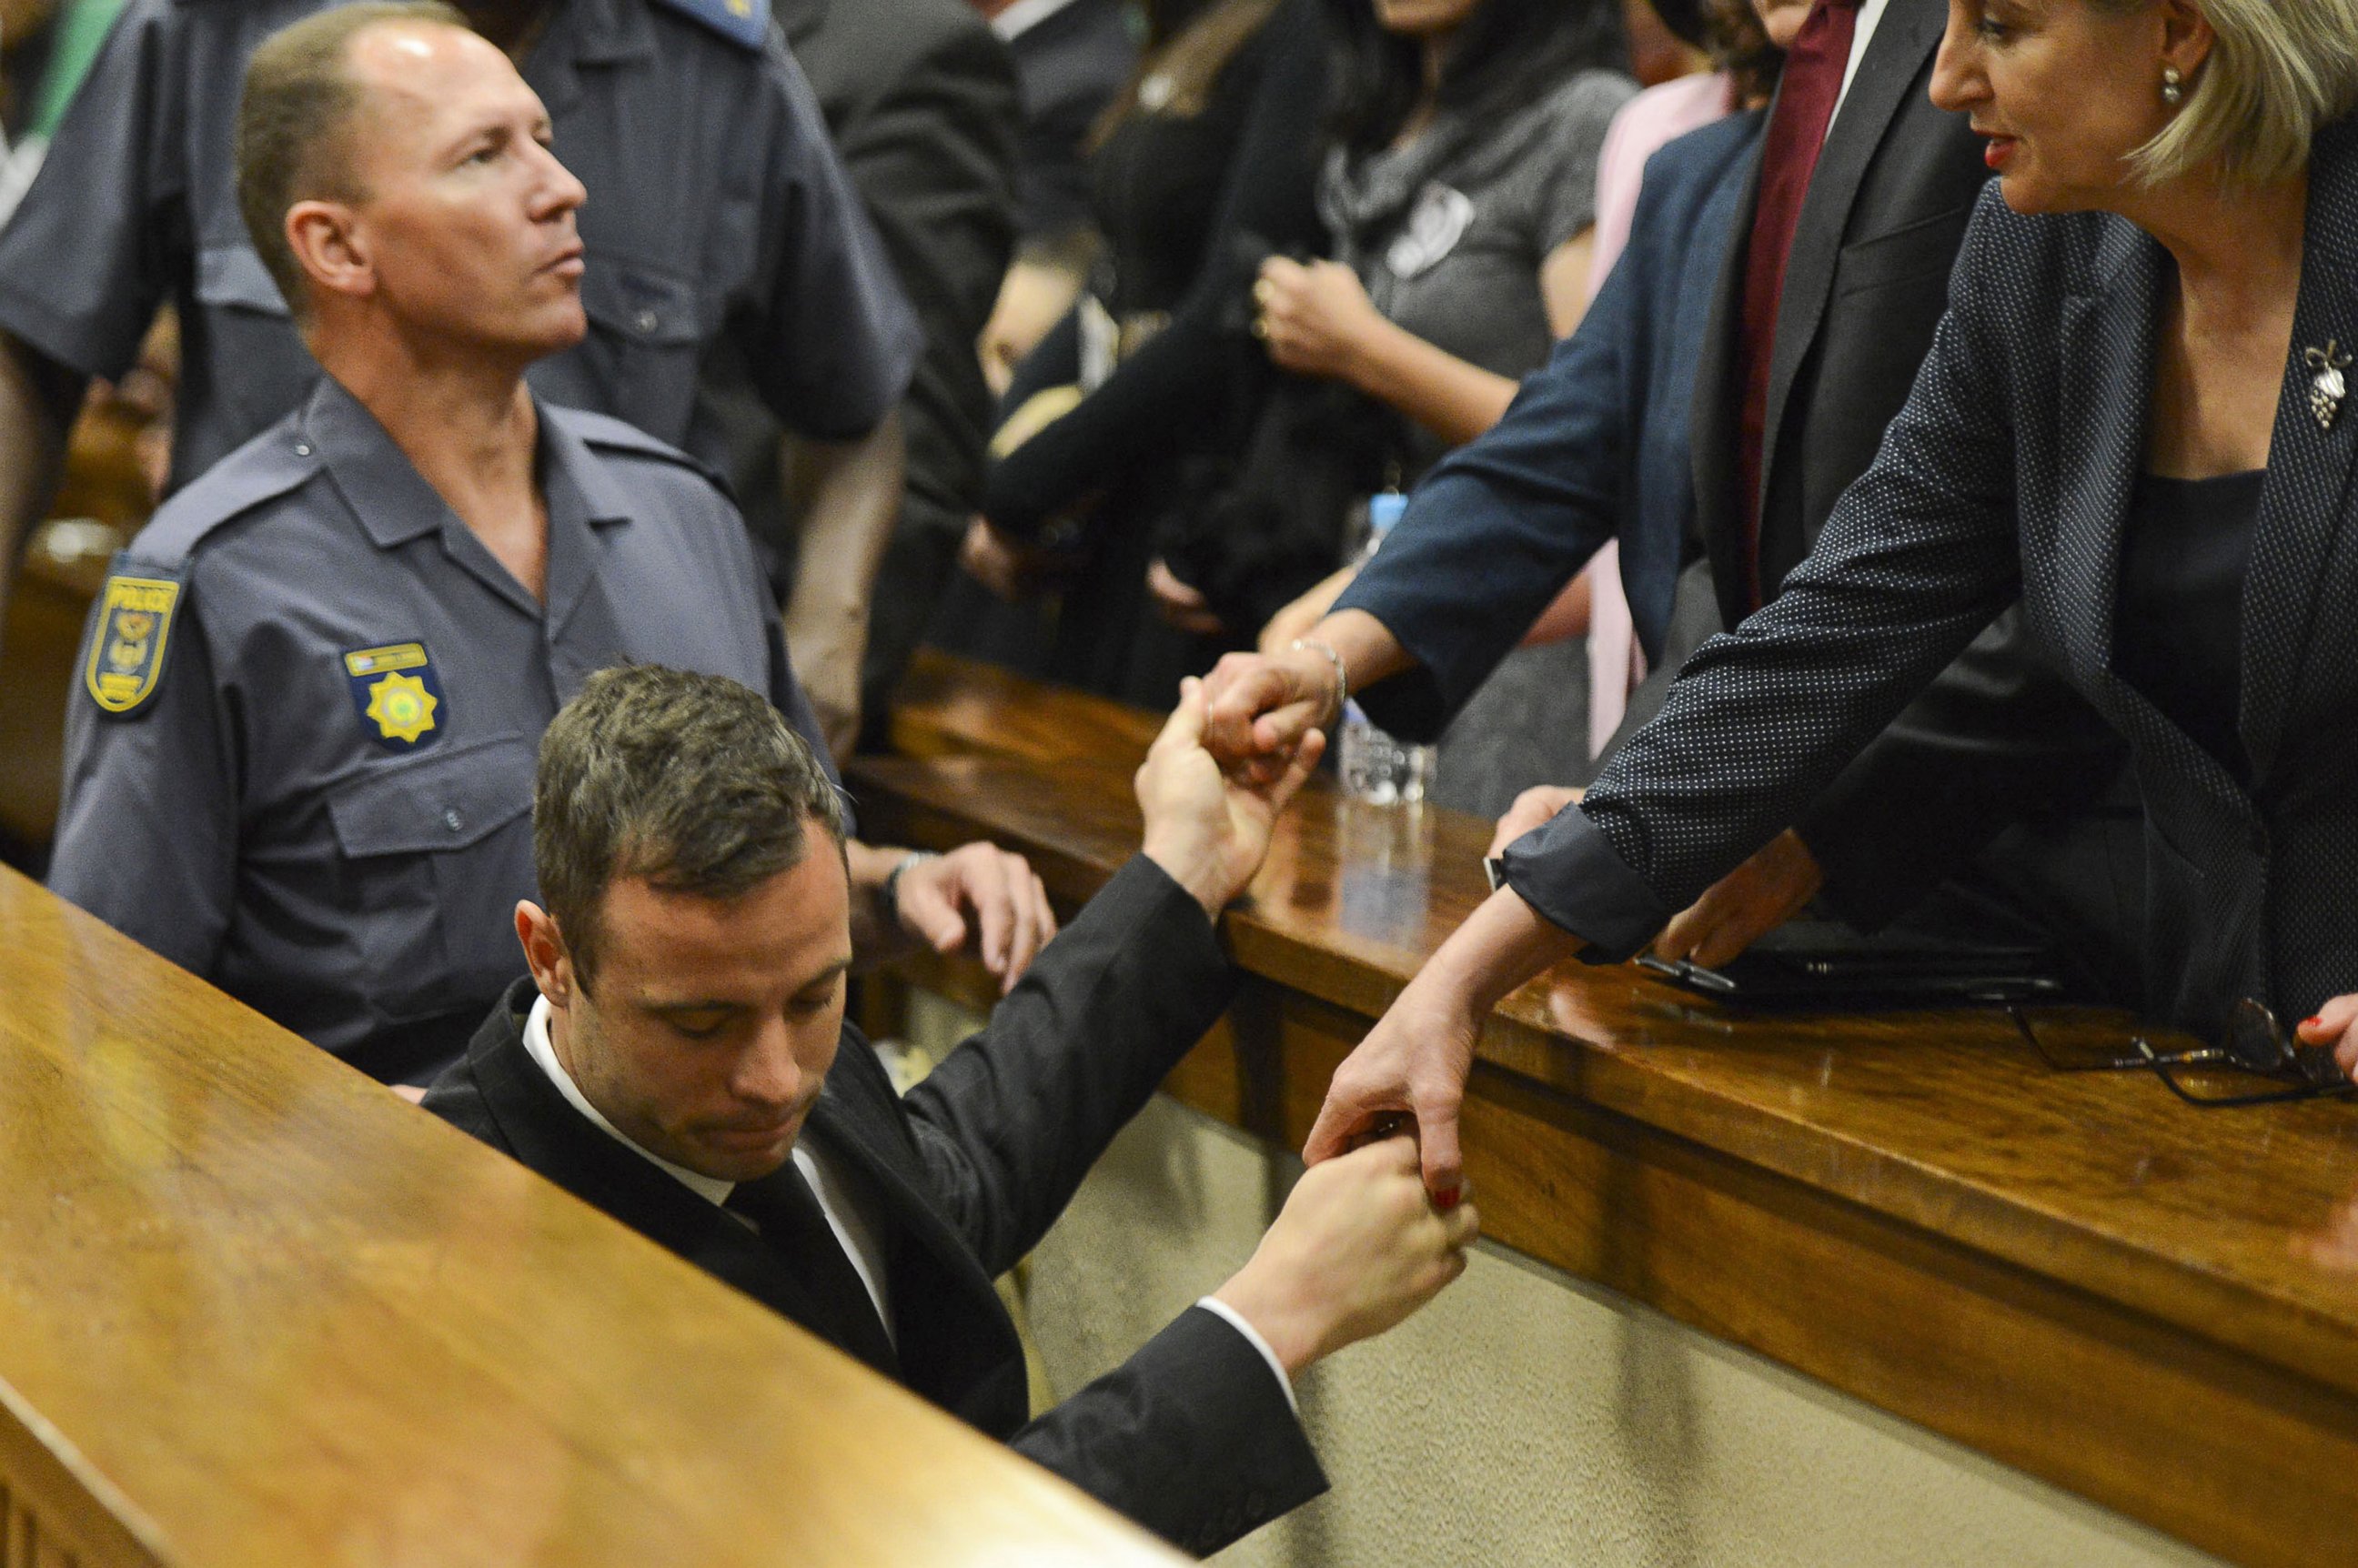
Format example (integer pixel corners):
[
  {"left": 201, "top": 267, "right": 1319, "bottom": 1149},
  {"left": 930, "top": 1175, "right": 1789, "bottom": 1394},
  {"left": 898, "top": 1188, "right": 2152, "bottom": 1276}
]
[
  {"left": 1500, "top": 806, "right": 1678, "bottom": 962},
  {"left": 1192, "top": 1295, "right": 1299, "bottom": 1415},
  {"left": 1135, "top": 1306, "right": 1328, "bottom": 1555}
]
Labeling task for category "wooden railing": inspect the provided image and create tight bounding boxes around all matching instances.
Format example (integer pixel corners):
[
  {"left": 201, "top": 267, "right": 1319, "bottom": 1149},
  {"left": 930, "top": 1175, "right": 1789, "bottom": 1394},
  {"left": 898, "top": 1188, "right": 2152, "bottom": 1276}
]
[
  {"left": 0, "top": 862, "right": 1183, "bottom": 1567},
  {"left": 851, "top": 649, "right": 2358, "bottom": 1568}
]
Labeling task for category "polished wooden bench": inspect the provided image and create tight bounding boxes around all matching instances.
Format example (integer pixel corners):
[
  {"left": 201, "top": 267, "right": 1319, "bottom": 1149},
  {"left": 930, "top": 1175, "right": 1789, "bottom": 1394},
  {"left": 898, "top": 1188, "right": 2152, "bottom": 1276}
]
[
  {"left": 0, "top": 863, "right": 1182, "bottom": 1567},
  {"left": 852, "top": 649, "right": 2358, "bottom": 1568}
]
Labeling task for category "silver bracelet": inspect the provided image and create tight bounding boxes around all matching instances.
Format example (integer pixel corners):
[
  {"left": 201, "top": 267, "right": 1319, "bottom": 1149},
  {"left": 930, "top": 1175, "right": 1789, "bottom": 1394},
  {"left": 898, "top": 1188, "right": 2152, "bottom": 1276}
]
[
  {"left": 1287, "top": 637, "right": 1349, "bottom": 726},
  {"left": 878, "top": 850, "right": 940, "bottom": 931}
]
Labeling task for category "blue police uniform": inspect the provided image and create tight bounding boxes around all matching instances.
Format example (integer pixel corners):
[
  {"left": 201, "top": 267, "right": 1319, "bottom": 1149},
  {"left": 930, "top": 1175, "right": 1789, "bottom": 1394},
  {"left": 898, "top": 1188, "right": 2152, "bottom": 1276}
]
[
  {"left": 48, "top": 378, "right": 847, "bottom": 1084},
  {"left": 0, "top": 0, "right": 922, "bottom": 487}
]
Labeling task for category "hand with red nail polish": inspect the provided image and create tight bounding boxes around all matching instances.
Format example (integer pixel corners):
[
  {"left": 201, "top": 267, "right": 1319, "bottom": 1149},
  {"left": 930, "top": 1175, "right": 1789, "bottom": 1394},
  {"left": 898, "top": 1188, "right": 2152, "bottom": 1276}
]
[{"left": 2293, "top": 994, "right": 2358, "bottom": 1085}]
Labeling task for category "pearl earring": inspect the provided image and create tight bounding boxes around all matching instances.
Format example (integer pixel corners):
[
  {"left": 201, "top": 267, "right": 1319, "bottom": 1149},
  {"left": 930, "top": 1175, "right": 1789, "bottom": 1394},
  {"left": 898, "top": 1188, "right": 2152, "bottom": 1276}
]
[{"left": 2162, "top": 65, "right": 2183, "bottom": 106}]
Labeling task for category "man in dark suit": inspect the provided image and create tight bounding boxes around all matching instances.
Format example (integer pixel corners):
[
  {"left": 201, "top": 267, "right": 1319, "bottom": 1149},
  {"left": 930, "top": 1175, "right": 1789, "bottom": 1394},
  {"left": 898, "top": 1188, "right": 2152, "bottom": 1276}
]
[
  {"left": 425, "top": 664, "right": 1477, "bottom": 1556},
  {"left": 707, "top": 0, "right": 1025, "bottom": 751}
]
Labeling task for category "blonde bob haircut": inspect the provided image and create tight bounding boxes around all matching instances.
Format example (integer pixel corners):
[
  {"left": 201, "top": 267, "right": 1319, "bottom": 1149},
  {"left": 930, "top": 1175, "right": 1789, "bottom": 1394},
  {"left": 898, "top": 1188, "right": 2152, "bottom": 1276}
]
[{"left": 2104, "top": 0, "right": 2358, "bottom": 186}]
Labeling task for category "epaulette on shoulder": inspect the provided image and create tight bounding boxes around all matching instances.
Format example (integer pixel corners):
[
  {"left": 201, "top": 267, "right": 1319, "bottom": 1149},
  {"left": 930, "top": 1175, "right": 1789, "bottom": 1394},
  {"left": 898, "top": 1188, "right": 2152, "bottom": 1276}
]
[
  {"left": 547, "top": 405, "right": 736, "bottom": 498},
  {"left": 645, "top": 0, "right": 770, "bottom": 49},
  {"left": 129, "top": 431, "right": 323, "bottom": 568}
]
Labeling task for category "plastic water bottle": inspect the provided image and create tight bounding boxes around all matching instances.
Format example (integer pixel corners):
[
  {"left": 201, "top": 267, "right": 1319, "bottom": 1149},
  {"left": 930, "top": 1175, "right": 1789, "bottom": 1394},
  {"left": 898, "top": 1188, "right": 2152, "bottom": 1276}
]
[{"left": 1337, "top": 492, "right": 1435, "bottom": 805}]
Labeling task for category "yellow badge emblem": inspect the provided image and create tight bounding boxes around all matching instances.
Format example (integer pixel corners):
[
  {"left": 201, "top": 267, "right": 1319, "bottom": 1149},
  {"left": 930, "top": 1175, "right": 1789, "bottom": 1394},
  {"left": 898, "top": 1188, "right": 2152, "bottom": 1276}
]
[
  {"left": 86, "top": 573, "right": 181, "bottom": 716},
  {"left": 363, "top": 670, "right": 439, "bottom": 743}
]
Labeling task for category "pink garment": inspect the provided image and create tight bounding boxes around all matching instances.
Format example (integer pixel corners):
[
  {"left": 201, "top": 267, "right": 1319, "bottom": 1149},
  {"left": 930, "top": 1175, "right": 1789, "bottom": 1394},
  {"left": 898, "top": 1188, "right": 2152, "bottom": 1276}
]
[{"left": 1557, "top": 72, "right": 1734, "bottom": 759}]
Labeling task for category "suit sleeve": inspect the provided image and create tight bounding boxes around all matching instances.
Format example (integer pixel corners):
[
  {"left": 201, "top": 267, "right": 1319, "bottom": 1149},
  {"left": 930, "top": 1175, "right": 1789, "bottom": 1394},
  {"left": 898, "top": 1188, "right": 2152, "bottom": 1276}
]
[
  {"left": 829, "top": 17, "right": 1020, "bottom": 528},
  {"left": 899, "top": 855, "right": 1234, "bottom": 1274},
  {"left": 46, "top": 568, "right": 237, "bottom": 979},
  {"left": 1504, "top": 192, "right": 2026, "bottom": 957},
  {"left": 741, "top": 35, "right": 925, "bottom": 439},
  {"left": 1335, "top": 254, "right": 1641, "bottom": 740},
  {"left": 0, "top": 0, "right": 179, "bottom": 379},
  {"left": 1011, "top": 1306, "right": 1327, "bottom": 1557}
]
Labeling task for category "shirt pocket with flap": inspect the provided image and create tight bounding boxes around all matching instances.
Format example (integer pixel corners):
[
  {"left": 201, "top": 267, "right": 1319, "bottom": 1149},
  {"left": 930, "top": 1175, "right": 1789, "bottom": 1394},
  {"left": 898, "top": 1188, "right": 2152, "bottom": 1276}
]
[
  {"left": 325, "top": 732, "right": 539, "bottom": 1026},
  {"left": 552, "top": 254, "right": 706, "bottom": 448}
]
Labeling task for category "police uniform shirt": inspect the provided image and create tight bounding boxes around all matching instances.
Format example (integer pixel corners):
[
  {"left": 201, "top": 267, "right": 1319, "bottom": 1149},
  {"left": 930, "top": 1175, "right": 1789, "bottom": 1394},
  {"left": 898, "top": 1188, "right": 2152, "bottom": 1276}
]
[
  {"left": 47, "top": 377, "right": 844, "bottom": 1084},
  {"left": 0, "top": 0, "right": 922, "bottom": 488}
]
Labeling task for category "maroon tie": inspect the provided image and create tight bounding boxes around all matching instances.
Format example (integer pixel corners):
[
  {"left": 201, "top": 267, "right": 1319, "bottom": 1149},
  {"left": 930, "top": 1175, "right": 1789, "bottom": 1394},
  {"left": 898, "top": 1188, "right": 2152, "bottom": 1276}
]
[{"left": 1734, "top": 0, "right": 1863, "bottom": 610}]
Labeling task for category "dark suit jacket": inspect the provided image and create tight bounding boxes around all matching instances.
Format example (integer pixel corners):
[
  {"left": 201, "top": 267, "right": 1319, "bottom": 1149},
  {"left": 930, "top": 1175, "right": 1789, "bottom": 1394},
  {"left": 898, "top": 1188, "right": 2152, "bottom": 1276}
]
[
  {"left": 1689, "top": 0, "right": 2130, "bottom": 923},
  {"left": 769, "top": 0, "right": 1023, "bottom": 733},
  {"left": 1335, "top": 111, "right": 1762, "bottom": 740},
  {"left": 424, "top": 859, "right": 1326, "bottom": 1556},
  {"left": 1511, "top": 120, "right": 2358, "bottom": 1033}
]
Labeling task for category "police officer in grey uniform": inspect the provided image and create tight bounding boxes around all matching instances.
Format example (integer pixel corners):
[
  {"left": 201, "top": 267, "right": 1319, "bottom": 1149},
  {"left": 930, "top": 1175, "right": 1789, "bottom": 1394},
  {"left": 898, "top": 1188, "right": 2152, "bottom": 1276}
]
[
  {"left": 46, "top": 5, "right": 1054, "bottom": 1085},
  {"left": 0, "top": 0, "right": 924, "bottom": 690}
]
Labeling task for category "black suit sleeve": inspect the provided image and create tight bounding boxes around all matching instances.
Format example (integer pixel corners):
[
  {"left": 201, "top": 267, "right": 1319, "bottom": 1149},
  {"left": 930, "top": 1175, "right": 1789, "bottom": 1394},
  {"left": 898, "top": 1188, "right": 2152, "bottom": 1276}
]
[
  {"left": 900, "top": 855, "right": 1235, "bottom": 1274},
  {"left": 1011, "top": 1306, "right": 1326, "bottom": 1556},
  {"left": 831, "top": 18, "right": 1022, "bottom": 532}
]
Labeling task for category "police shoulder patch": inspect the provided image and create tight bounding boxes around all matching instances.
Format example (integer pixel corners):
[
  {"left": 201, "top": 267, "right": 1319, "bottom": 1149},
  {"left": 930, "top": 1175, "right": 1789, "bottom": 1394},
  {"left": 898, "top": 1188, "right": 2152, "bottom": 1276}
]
[
  {"left": 647, "top": 0, "right": 770, "bottom": 49},
  {"left": 85, "top": 568, "right": 186, "bottom": 718},
  {"left": 344, "top": 642, "right": 448, "bottom": 751}
]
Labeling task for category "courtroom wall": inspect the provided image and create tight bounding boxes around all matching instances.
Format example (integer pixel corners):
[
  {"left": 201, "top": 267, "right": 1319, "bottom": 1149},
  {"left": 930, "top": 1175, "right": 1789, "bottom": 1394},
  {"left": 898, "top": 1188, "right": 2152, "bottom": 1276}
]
[{"left": 980, "top": 1050, "right": 2227, "bottom": 1568}]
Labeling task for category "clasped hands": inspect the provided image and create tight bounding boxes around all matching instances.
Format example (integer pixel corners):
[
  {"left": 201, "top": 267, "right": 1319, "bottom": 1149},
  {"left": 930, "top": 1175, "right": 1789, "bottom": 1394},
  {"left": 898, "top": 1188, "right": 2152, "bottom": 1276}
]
[{"left": 1198, "top": 647, "right": 1839, "bottom": 1203}]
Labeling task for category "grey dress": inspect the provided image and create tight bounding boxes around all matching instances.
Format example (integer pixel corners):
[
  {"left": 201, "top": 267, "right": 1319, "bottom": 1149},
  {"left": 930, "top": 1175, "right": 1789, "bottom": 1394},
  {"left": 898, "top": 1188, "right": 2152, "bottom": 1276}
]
[{"left": 1321, "top": 68, "right": 1634, "bottom": 817}]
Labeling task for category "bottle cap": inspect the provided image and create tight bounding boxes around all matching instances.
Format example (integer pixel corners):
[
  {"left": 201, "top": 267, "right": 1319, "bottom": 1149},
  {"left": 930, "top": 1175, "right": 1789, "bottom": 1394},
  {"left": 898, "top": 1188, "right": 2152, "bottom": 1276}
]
[{"left": 1368, "top": 491, "right": 1408, "bottom": 537}]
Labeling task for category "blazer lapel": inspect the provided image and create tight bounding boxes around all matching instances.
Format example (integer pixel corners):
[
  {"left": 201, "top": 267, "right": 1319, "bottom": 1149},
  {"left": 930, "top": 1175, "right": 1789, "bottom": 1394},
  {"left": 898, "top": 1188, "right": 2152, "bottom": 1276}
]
[
  {"left": 805, "top": 1055, "right": 1031, "bottom": 1434},
  {"left": 2052, "top": 223, "right": 2163, "bottom": 692},
  {"left": 1758, "top": 0, "right": 1946, "bottom": 498},
  {"left": 469, "top": 1018, "right": 899, "bottom": 1377},
  {"left": 2240, "top": 132, "right": 2358, "bottom": 783}
]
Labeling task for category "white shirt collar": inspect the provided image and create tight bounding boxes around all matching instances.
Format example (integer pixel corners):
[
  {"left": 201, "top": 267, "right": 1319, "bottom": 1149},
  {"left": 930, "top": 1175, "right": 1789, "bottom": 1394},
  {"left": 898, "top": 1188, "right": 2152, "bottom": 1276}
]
[
  {"left": 521, "top": 993, "right": 737, "bottom": 1206},
  {"left": 1830, "top": 0, "right": 1894, "bottom": 126}
]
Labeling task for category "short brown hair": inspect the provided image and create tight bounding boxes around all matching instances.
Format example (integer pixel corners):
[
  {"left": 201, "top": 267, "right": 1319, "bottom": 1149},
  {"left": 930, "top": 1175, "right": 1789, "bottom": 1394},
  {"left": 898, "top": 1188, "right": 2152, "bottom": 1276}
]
[
  {"left": 234, "top": 1, "right": 469, "bottom": 317},
  {"left": 534, "top": 666, "right": 849, "bottom": 990}
]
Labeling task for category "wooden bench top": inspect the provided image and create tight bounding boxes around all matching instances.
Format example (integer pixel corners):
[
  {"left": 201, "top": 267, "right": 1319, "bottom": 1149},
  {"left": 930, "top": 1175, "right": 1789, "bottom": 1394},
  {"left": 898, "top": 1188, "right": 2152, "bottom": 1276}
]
[
  {"left": 0, "top": 861, "right": 1182, "bottom": 1568},
  {"left": 854, "top": 649, "right": 2358, "bottom": 1568}
]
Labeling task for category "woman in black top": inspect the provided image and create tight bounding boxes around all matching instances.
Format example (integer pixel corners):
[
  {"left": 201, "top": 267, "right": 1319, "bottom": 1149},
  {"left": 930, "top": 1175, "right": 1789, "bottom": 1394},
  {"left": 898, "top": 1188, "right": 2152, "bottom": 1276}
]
[{"left": 934, "top": 0, "right": 1332, "bottom": 705}]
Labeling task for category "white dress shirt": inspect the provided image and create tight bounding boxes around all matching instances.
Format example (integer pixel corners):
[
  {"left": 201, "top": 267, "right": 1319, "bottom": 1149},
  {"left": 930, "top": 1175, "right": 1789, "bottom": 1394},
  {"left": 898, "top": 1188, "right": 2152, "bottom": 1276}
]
[
  {"left": 519, "top": 997, "right": 1295, "bottom": 1406},
  {"left": 1831, "top": 0, "right": 1894, "bottom": 126},
  {"left": 521, "top": 994, "right": 894, "bottom": 1341}
]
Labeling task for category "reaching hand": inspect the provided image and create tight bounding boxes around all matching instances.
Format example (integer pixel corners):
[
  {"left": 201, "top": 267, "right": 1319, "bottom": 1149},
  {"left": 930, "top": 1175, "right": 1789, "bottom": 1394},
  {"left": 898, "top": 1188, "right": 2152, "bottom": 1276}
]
[
  {"left": 1146, "top": 558, "right": 1226, "bottom": 636},
  {"left": 2295, "top": 994, "right": 2358, "bottom": 1084},
  {"left": 1651, "top": 828, "right": 1824, "bottom": 970},
  {"left": 1486, "top": 784, "right": 1583, "bottom": 859},
  {"left": 1302, "top": 966, "right": 1483, "bottom": 1204},
  {"left": 1136, "top": 676, "right": 1326, "bottom": 916},
  {"left": 1212, "top": 1135, "right": 1479, "bottom": 1375},
  {"left": 892, "top": 841, "right": 1059, "bottom": 993},
  {"left": 1199, "top": 645, "right": 1339, "bottom": 773}
]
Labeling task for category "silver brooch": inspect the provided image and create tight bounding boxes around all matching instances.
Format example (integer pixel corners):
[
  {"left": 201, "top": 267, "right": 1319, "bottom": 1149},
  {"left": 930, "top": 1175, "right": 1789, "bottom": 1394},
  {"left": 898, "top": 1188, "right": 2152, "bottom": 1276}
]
[{"left": 2306, "top": 339, "right": 2352, "bottom": 430}]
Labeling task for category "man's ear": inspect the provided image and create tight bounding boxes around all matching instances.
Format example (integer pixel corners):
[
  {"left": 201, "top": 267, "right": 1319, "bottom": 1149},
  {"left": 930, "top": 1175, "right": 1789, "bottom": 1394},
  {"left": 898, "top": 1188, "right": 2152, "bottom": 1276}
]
[
  {"left": 517, "top": 900, "right": 575, "bottom": 1009},
  {"left": 285, "top": 199, "right": 375, "bottom": 307}
]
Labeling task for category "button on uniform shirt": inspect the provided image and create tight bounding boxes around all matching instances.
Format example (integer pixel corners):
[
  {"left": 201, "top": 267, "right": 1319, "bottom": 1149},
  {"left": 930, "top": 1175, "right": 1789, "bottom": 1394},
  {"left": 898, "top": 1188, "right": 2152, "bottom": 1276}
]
[
  {"left": 0, "top": 0, "right": 922, "bottom": 488},
  {"left": 46, "top": 378, "right": 844, "bottom": 1085}
]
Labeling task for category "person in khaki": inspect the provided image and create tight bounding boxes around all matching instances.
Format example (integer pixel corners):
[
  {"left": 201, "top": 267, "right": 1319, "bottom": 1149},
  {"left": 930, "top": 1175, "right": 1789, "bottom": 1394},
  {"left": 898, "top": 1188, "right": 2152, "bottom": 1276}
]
[
  {"left": 427, "top": 664, "right": 1480, "bottom": 1557},
  {"left": 46, "top": 5, "right": 1052, "bottom": 1088}
]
